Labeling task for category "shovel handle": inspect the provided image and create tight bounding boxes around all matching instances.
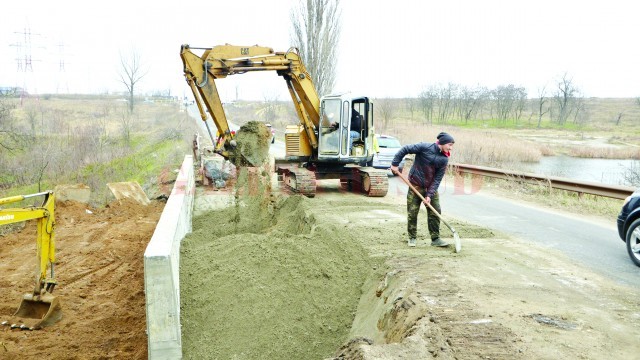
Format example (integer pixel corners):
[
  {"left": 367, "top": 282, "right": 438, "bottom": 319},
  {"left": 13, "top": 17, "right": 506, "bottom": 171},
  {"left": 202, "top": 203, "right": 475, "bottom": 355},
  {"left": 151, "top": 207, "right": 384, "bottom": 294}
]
[
  {"left": 393, "top": 170, "right": 439, "bottom": 214},
  {"left": 393, "top": 169, "right": 461, "bottom": 252}
]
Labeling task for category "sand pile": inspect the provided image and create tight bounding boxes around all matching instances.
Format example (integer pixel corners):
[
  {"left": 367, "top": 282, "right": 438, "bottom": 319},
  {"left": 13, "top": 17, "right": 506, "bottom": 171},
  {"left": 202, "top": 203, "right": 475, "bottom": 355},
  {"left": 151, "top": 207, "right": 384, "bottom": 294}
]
[{"left": 179, "top": 192, "right": 379, "bottom": 359}]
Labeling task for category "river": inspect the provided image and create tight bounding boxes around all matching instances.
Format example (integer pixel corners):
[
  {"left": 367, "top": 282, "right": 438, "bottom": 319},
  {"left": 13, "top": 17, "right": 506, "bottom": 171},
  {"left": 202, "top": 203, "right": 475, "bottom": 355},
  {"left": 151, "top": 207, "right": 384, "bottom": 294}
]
[{"left": 518, "top": 155, "right": 639, "bottom": 186}]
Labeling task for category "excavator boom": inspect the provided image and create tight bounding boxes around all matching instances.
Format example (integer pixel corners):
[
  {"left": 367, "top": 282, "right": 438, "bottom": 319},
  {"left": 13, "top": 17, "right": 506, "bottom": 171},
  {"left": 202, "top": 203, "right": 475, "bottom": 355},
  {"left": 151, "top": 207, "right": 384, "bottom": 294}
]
[
  {"left": 0, "top": 191, "right": 61, "bottom": 330},
  {"left": 181, "top": 44, "right": 321, "bottom": 154}
]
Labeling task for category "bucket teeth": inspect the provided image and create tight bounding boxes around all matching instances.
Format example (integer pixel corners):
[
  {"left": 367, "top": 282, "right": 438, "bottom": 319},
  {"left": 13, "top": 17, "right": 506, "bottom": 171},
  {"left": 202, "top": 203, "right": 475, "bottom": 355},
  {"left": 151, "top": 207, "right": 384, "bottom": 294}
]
[{"left": 6, "top": 322, "right": 33, "bottom": 330}]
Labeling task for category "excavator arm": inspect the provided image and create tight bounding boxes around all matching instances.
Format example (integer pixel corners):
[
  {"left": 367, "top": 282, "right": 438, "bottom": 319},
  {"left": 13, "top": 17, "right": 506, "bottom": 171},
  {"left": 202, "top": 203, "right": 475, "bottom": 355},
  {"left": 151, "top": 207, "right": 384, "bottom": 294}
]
[
  {"left": 0, "top": 191, "right": 61, "bottom": 329},
  {"left": 180, "top": 44, "right": 322, "bottom": 154}
]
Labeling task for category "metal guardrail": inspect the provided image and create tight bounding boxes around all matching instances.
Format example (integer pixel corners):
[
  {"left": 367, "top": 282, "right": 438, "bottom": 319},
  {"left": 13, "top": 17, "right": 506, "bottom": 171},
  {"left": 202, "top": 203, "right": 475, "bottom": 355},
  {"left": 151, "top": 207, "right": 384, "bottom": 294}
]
[{"left": 450, "top": 163, "right": 636, "bottom": 200}]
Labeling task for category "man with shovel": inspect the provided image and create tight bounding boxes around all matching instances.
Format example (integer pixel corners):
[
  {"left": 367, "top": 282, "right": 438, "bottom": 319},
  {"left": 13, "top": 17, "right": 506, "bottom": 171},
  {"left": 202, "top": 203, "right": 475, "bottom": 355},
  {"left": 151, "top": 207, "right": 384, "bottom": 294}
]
[{"left": 390, "top": 132, "right": 455, "bottom": 248}]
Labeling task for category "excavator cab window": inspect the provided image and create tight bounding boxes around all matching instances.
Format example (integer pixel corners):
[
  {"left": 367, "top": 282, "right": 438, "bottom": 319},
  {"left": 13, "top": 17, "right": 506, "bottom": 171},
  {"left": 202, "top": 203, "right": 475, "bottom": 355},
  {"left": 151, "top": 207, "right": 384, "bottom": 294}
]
[
  {"left": 319, "top": 98, "right": 342, "bottom": 156},
  {"left": 350, "top": 99, "right": 367, "bottom": 156}
]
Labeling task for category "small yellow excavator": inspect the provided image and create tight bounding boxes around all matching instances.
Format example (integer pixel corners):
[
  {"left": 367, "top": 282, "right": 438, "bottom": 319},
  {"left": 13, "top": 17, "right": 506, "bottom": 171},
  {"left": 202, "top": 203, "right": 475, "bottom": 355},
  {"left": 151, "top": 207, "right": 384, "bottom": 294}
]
[{"left": 0, "top": 191, "right": 61, "bottom": 330}]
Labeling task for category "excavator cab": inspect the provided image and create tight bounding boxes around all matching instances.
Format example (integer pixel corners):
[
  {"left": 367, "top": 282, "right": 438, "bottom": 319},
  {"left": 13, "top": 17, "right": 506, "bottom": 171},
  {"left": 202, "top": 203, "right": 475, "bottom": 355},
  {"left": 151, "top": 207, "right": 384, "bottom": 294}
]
[
  {"left": 0, "top": 191, "right": 61, "bottom": 330},
  {"left": 317, "top": 95, "right": 373, "bottom": 161}
]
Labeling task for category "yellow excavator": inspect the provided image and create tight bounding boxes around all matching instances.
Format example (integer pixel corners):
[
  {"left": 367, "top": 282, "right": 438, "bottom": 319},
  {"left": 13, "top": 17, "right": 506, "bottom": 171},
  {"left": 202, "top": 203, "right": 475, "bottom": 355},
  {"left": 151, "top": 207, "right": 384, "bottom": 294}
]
[
  {"left": 180, "top": 44, "right": 389, "bottom": 197},
  {"left": 0, "top": 191, "right": 61, "bottom": 330}
]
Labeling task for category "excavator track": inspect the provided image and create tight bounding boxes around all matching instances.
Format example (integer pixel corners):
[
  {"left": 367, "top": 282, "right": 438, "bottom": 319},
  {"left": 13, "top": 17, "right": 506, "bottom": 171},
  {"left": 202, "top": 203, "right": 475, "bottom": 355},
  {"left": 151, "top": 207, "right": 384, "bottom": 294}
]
[
  {"left": 357, "top": 168, "right": 389, "bottom": 197},
  {"left": 278, "top": 166, "right": 317, "bottom": 198},
  {"left": 339, "top": 168, "right": 389, "bottom": 197}
]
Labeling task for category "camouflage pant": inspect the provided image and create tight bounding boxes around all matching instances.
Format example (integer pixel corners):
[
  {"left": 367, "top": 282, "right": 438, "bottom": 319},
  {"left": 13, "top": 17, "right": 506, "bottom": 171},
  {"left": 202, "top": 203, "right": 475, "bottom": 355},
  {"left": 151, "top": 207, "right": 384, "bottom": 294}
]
[{"left": 406, "top": 185, "right": 441, "bottom": 240}]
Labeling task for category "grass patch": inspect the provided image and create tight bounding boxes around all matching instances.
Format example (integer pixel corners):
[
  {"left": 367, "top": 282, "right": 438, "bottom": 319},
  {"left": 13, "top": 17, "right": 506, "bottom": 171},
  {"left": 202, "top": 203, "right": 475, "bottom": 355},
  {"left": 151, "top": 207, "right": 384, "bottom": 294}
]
[
  {"left": 1, "top": 95, "right": 198, "bottom": 206},
  {"left": 76, "top": 136, "right": 188, "bottom": 205}
]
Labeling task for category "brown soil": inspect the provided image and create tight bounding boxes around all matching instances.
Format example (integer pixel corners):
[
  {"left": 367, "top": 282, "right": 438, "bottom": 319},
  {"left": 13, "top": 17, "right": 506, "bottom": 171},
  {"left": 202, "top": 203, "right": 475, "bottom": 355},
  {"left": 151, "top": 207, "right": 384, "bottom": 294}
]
[
  {"left": 2, "top": 177, "right": 639, "bottom": 359},
  {"left": 1, "top": 198, "right": 164, "bottom": 359}
]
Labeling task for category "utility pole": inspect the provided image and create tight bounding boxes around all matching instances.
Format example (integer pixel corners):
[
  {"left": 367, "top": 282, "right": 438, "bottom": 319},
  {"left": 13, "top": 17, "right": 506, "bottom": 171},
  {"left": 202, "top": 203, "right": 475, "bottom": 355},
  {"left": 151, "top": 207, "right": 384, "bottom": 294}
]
[
  {"left": 10, "top": 26, "right": 42, "bottom": 99},
  {"left": 56, "top": 42, "right": 69, "bottom": 94}
]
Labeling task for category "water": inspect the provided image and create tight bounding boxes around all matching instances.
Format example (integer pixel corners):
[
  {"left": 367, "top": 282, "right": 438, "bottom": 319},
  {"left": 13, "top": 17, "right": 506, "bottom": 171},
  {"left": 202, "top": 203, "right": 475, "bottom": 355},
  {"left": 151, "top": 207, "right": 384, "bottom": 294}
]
[{"left": 518, "top": 156, "right": 638, "bottom": 186}]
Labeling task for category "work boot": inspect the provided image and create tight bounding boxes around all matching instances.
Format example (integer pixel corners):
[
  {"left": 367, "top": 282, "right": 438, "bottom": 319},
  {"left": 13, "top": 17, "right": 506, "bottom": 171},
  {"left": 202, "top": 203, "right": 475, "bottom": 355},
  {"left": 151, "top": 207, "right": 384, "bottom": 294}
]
[
  {"left": 431, "top": 238, "right": 449, "bottom": 247},
  {"left": 408, "top": 238, "right": 416, "bottom": 247}
]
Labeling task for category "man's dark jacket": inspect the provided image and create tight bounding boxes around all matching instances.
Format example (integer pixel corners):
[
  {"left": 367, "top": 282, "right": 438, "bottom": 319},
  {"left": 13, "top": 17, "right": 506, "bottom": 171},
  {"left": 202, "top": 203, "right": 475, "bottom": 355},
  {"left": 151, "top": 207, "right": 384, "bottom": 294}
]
[{"left": 391, "top": 142, "right": 448, "bottom": 198}]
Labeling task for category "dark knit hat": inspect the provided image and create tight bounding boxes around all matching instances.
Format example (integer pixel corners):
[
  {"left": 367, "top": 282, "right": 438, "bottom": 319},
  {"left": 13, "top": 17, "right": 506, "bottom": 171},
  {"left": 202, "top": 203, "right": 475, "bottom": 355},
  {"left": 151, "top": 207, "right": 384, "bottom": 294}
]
[{"left": 437, "top": 132, "right": 455, "bottom": 145}]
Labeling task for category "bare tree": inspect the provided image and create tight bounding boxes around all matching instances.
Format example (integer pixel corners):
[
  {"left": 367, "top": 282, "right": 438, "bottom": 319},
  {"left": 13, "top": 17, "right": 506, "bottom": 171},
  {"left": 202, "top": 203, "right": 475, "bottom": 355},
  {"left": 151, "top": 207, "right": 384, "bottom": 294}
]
[
  {"left": 418, "top": 86, "right": 437, "bottom": 124},
  {"left": 290, "top": 0, "right": 341, "bottom": 97},
  {"left": 25, "top": 104, "right": 39, "bottom": 137},
  {"left": 535, "top": 86, "right": 549, "bottom": 128},
  {"left": 491, "top": 84, "right": 526, "bottom": 124},
  {"left": 405, "top": 97, "right": 417, "bottom": 120},
  {"left": 120, "top": 109, "right": 134, "bottom": 147},
  {"left": 513, "top": 87, "right": 528, "bottom": 123},
  {"left": 436, "top": 83, "right": 457, "bottom": 123},
  {"left": 458, "top": 86, "right": 487, "bottom": 124},
  {"left": 0, "top": 98, "right": 24, "bottom": 152},
  {"left": 571, "top": 96, "right": 588, "bottom": 125},
  {"left": 553, "top": 72, "right": 579, "bottom": 125},
  {"left": 31, "top": 141, "right": 52, "bottom": 192},
  {"left": 623, "top": 161, "right": 640, "bottom": 186},
  {"left": 117, "top": 48, "right": 148, "bottom": 114},
  {"left": 259, "top": 92, "right": 281, "bottom": 123},
  {"left": 375, "top": 98, "right": 396, "bottom": 129}
]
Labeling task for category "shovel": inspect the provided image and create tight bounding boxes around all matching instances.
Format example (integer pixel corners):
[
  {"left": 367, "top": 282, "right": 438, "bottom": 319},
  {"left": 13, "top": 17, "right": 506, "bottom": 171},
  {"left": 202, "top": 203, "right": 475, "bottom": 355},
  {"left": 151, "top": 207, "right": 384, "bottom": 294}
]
[{"left": 394, "top": 170, "right": 461, "bottom": 253}]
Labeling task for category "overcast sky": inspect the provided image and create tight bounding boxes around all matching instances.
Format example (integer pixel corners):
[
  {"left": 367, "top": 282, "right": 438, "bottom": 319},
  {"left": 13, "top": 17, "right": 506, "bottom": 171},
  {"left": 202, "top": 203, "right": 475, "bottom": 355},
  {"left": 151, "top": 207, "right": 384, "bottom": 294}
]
[{"left": 2, "top": 0, "right": 639, "bottom": 100}]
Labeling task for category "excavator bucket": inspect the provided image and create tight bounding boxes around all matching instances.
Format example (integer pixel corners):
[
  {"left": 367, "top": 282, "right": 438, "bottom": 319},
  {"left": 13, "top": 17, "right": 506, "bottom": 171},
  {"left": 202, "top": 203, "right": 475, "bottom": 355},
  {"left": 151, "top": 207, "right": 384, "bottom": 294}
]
[
  {"left": 228, "top": 122, "right": 271, "bottom": 167},
  {"left": 13, "top": 291, "right": 62, "bottom": 330}
]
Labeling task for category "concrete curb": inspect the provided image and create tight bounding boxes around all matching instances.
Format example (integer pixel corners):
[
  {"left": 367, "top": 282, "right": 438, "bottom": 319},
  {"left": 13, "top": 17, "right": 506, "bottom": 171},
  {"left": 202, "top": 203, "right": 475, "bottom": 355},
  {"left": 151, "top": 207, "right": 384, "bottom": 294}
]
[{"left": 144, "top": 155, "right": 194, "bottom": 360}]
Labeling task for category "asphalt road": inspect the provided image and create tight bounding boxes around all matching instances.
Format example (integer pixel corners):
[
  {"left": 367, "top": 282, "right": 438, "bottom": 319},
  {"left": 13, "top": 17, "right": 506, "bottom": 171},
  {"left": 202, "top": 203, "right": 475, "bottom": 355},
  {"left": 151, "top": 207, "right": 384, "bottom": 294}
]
[{"left": 386, "top": 176, "right": 639, "bottom": 287}]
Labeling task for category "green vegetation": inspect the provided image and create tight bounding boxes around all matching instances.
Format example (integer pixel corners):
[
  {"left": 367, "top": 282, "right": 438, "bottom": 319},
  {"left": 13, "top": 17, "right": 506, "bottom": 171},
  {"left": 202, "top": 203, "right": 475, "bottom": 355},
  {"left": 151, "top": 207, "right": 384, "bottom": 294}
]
[{"left": 0, "top": 94, "right": 198, "bottom": 206}]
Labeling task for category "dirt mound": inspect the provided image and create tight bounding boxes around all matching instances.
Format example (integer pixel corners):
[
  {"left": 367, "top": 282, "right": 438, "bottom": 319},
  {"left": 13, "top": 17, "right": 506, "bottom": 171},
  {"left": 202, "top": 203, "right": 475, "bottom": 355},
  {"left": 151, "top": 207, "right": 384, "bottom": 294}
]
[
  {"left": 0, "top": 198, "right": 164, "bottom": 359},
  {"left": 180, "top": 194, "right": 381, "bottom": 359}
]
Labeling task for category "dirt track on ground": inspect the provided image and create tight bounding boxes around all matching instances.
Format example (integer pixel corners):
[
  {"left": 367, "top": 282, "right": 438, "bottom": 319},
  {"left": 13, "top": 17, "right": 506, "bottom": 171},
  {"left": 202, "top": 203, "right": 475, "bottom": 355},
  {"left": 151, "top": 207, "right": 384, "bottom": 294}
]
[{"left": 1, "top": 177, "right": 639, "bottom": 359}]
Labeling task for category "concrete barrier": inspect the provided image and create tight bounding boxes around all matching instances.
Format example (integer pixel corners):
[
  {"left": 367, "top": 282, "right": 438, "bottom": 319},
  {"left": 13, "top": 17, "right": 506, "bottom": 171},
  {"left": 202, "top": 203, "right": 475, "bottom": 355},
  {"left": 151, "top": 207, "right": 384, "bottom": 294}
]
[{"left": 144, "top": 155, "right": 194, "bottom": 360}]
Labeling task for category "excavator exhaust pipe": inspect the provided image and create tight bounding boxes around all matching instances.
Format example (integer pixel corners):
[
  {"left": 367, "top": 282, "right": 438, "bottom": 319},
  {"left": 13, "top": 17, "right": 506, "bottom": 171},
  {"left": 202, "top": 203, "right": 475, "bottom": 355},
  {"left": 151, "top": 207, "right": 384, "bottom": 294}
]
[{"left": 13, "top": 291, "right": 62, "bottom": 330}]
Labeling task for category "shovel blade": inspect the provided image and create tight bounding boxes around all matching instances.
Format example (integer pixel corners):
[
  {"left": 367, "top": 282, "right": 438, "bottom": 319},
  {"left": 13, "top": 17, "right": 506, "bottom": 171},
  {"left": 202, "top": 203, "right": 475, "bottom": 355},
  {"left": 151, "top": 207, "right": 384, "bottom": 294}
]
[
  {"left": 14, "top": 291, "right": 62, "bottom": 329},
  {"left": 453, "top": 232, "right": 462, "bottom": 253}
]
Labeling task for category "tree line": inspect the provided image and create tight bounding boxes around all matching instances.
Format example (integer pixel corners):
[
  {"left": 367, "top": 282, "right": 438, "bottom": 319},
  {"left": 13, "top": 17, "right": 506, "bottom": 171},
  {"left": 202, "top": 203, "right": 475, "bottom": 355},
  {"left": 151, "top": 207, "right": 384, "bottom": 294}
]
[{"left": 374, "top": 73, "right": 597, "bottom": 129}]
